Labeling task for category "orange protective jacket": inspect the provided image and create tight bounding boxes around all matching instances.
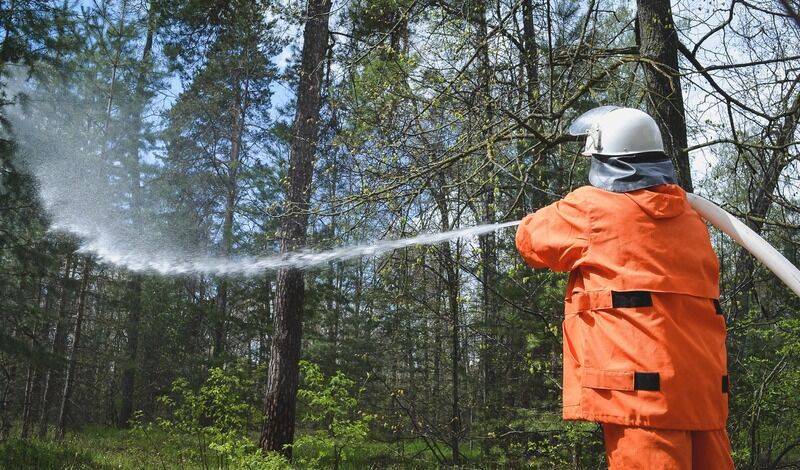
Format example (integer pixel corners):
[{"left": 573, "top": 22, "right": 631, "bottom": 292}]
[{"left": 515, "top": 184, "right": 728, "bottom": 430}]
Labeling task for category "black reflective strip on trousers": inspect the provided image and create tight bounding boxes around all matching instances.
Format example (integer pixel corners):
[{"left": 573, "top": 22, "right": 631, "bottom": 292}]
[
  {"left": 634, "top": 372, "right": 660, "bottom": 391},
  {"left": 611, "top": 291, "right": 653, "bottom": 308}
]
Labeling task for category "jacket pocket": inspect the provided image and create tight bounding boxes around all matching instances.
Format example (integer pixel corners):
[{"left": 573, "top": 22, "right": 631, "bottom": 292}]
[
  {"left": 581, "top": 367, "right": 635, "bottom": 391},
  {"left": 582, "top": 367, "right": 661, "bottom": 391}
]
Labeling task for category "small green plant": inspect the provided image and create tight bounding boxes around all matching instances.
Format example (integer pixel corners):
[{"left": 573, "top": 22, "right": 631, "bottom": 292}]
[
  {"left": 136, "top": 361, "right": 287, "bottom": 469},
  {"left": 293, "top": 361, "right": 375, "bottom": 469}
]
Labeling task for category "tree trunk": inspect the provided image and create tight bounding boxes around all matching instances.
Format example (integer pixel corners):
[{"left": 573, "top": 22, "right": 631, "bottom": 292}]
[
  {"left": 119, "top": 1, "right": 156, "bottom": 427},
  {"left": 259, "top": 0, "right": 331, "bottom": 458},
  {"left": 521, "top": 0, "right": 540, "bottom": 109},
  {"left": 472, "top": 0, "right": 499, "bottom": 414},
  {"left": 431, "top": 258, "right": 443, "bottom": 422},
  {"left": 56, "top": 257, "right": 92, "bottom": 439},
  {"left": 323, "top": 162, "right": 341, "bottom": 375},
  {"left": 119, "top": 276, "right": 142, "bottom": 428},
  {"left": 213, "top": 90, "right": 244, "bottom": 360},
  {"left": 20, "top": 365, "right": 35, "bottom": 438},
  {"left": 213, "top": 280, "right": 229, "bottom": 360},
  {"left": 0, "top": 363, "right": 16, "bottom": 439},
  {"left": 636, "top": 0, "right": 692, "bottom": 191},
  {"left": 433, "top": 176, "right": 461, "bottom": 466},
  {"left": 182, "top": 279, "right": 207, "bottom": 365},
  {"left": 23, "top": 280, "right": 52, "bottom": 439},
  {"left": 213, "top": 190, "right": 236, "bottom": 360},
  {"left": 259, "top": 277, "right": 272, "bottom": 364},
  {"left": 38, "top": 253, "right": 74, "bottom": 438}
]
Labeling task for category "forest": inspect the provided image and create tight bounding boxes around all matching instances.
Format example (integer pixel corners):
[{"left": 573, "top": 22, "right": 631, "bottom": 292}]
[{"left": 0, "top": 0, "right": 799, "bottom": 468}]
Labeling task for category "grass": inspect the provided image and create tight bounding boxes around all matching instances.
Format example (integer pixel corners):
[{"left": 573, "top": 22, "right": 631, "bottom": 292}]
[
  {"left": 0, "top": 426, "right": 203, "bottom": 470},
  {"left": 66, "top": 425, "right": 202, "bottom": 469},
  {"left": 0, "top": 427, "right": 486, "bottom": 469},
  {"left": 0, "top": 437, "right": 101, "bottom": 469}
]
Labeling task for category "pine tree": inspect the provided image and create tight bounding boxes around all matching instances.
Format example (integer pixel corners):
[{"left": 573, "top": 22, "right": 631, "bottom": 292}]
[{"left": 163, "top": 0, "right": 280, "bottom": 362}]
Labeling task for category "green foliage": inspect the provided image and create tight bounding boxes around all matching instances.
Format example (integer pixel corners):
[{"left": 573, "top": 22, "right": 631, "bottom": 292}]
[
  {"left": 161, "top": 367, "right": 257, "bottom": 437},
  {"left": 293, "top": 361, "right": 375, "bottom": 468},
  {"left": 349, "top": 0, "right": 414, "bottom": 39},
  {"left": 472, "top": 409, "right": 603, "bottom": 467},
  {"left": 136, "top": 362, "right": 283, "bottom": 469},
  {"left": 0, "top": 438, "right": 101, "bottom": 469},
  {"left": 142, "top": 362, "right": 376, "bottom": 469}
]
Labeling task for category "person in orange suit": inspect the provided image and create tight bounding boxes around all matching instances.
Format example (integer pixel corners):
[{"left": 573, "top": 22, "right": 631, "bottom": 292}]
[{"left": 515, "top": 107, "right": 734, "bottom": 469}]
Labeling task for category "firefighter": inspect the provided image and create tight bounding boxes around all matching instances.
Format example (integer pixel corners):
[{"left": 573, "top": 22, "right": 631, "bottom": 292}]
[{"left": 515, "top": 107, "right": 734, "bottom": 469}]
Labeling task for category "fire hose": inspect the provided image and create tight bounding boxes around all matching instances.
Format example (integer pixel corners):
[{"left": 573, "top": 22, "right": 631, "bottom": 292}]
[{"left": 687, "top": 193, "right": 800, "bottom": 298}]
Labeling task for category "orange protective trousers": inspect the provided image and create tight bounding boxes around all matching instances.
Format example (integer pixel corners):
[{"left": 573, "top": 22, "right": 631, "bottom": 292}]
[{"left": 602, "top": 424, "right": 734, "bottom": 469}]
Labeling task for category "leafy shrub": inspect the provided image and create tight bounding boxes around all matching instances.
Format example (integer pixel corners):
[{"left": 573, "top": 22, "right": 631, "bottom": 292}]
[
  {"left": 293, "top": 360, "right": 375, "bottom": 469},
  {"left": 143, "top": 360, "right": 374, "bottom": 469},
  {"left": 134, "top": 361, "right": 286, "bottom": 469}
]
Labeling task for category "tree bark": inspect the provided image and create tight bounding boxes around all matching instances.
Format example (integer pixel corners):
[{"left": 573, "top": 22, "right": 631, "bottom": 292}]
[
  {"left": 259, "top": 0, "right": 331, "bottom": 458},
  {"left": 636, "top": 0, "right": 693, "bottom": 191},
  {"left": 56, "top": 257, "right": 92, "bottom": 439}
]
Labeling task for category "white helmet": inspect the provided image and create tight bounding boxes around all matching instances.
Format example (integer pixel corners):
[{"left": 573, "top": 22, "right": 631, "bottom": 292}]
[{"left": 568, "top": 106, "right": 665, "bottom": 156}]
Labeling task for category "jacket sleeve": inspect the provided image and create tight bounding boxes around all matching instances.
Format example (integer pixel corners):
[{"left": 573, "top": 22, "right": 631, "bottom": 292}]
[{"left": 515, "top": 190, "right": 590, "bottom": 272}]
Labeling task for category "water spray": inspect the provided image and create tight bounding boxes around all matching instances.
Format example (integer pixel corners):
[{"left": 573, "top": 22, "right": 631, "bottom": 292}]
[
  {"left": 68, "top": 219, "right": 521, "bottom": 275},
  {"left": 27, "top": 133, "right": 522, "bottom": 275},
  {"left": 4, "top": 76, "right": 523, "bottom": 276},
  {"left": 7, "top": 73, "right": 800, "bottom": 294}
]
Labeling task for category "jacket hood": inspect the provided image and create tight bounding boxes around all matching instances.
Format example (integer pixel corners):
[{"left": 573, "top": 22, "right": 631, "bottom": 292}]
[{"left": 624, "top": 184, "right": 688, "bottom": 219}]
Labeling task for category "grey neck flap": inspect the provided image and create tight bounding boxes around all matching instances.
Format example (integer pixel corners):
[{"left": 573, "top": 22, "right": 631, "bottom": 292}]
[{"left": 588, "top": 153, "right": 677, "bottom": 193}]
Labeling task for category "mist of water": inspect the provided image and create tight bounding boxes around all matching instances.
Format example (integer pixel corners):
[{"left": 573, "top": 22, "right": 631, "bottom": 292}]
[
  {"left": 5, "top": 73, "right": 521, "bottom": 276},
  {"left": 74, "top": 220, "right": 522, "bottom": 275}
]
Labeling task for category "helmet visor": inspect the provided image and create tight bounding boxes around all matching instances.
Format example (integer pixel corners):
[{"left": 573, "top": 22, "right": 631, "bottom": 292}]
[{"left": 567, "top": 105, "right": 621, "bottom": 136}]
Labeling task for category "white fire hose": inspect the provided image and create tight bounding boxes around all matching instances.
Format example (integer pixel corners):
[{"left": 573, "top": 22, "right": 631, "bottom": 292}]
[{"left": 687, "top": 193, "right": 800, "bottom": 298}]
